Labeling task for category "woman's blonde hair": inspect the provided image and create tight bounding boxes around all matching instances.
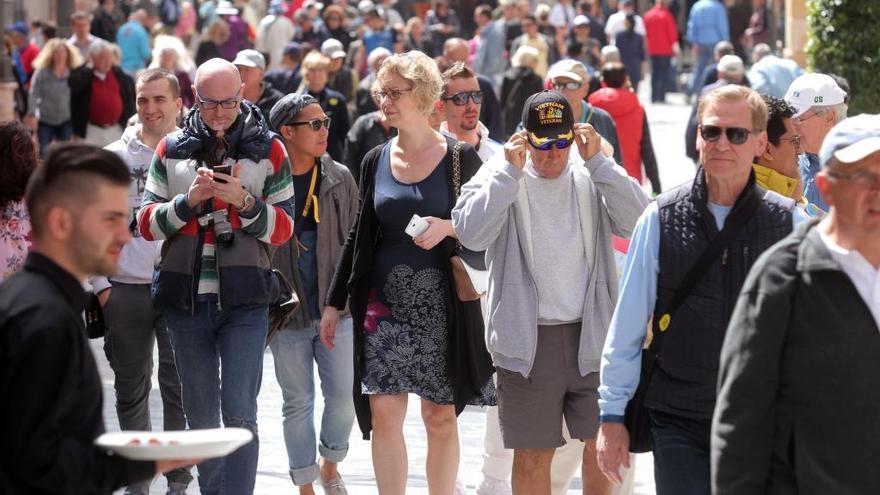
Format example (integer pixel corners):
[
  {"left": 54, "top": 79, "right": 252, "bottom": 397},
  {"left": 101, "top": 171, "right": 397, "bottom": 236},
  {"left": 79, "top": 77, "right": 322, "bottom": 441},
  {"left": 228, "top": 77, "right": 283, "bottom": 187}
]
[
  {"left": 32, "top": 38, "right": 82, "bottom": 71},
  {"left": 301, "top": 51, "right": 331, "bottom": 74},
  {"left": 149, "top": 34, "right": 195, "bottom": 73},
  {"left": 206, "top": 19, "right": 230, "bottom": 44},
  {"left": 377, "top": 51, "right": 442, "bottom": 115}
]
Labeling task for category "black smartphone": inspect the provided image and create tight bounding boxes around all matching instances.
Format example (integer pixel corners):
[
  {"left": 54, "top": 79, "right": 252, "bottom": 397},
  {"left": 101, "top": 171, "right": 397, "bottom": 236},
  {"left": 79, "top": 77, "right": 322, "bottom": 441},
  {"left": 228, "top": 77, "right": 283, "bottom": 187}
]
[{"left": 213, "top": 164, "right": 232, "bottom": 183}]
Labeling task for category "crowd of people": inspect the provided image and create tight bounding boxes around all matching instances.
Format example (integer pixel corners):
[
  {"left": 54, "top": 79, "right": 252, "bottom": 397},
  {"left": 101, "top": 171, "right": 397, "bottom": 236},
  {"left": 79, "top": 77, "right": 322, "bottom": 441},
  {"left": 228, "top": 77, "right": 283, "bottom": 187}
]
[{"left": 1, "top": 1, "right": 878, "bottom": 495}]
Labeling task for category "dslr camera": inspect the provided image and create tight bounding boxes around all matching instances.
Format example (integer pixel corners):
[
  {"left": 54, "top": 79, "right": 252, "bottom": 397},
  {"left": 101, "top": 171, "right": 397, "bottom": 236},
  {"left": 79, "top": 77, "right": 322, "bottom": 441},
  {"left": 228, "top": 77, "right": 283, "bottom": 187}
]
[{"left": 198, "top": 210, "right": 234, "bottom": 246}]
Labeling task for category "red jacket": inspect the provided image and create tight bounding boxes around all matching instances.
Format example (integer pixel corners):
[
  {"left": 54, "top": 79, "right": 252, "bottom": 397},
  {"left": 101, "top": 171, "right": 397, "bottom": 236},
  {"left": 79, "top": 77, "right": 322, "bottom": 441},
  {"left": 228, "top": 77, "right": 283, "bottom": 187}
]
[
  {"left": 588, "top": 87, "right": 644, "bottom": 182},
  {"left": 643, "top": 5, "right": 678, "bottom": 56}
]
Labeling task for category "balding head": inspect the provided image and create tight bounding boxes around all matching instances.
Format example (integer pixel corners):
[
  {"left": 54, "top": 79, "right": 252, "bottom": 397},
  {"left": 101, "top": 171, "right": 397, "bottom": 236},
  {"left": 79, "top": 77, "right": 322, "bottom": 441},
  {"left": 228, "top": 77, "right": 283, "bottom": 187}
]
[
  {"left": 193, "top": 58, "right": 244, "bottom": 135},
  {"left": 443, "top": 38, "right": 469, "bottom": 64}
]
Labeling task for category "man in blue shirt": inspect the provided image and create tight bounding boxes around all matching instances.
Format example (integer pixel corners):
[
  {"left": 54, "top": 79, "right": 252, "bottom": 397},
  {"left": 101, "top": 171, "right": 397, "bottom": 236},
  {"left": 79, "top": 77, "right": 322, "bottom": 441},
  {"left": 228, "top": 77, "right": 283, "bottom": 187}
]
[
  {"left": 686, "top": 0, "right": 729, "bottom": 97},
  {"left": 596, "top": 85, "right": 807, "bottom": 495},
  {"left": 116, "top": 9, "right": 151, "bottom": 74},
  {"left": 784, "top": 72, "right": 848, "bottom": 212},
  {"left": 747, "top": 43, "right": 803, "bottom": 98}
]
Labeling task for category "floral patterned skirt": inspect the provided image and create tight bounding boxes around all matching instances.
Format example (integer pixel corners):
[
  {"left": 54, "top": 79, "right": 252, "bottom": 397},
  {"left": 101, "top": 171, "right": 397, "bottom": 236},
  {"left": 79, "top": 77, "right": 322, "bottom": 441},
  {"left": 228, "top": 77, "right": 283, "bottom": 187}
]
[{"left": 363, "top": 263, "right": 495, "bottom": 406}]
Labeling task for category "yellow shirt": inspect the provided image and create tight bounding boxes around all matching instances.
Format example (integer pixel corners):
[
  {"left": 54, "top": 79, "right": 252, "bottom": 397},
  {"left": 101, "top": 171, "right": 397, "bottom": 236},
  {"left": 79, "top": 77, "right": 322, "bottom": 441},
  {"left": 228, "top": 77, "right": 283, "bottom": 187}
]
[{"left": 752, "top": 163, "right": 825, "bottom": 217}]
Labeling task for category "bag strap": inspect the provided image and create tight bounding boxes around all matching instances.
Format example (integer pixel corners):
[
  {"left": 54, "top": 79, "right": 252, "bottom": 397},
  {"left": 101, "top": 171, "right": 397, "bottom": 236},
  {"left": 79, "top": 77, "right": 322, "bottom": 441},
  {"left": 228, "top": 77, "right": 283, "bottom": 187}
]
[
  {"left": 651, "top": 187, "right": 763, "bottom": 353},
  {"left": 452, "top": 140, "right": 463, "bottom": 250}
]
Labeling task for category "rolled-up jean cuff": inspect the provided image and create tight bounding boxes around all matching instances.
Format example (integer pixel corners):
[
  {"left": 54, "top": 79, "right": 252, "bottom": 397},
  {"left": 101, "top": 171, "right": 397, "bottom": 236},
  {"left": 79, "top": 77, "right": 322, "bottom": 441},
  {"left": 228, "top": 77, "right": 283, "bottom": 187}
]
[
  {"left": 290, "top": 463, "right": 320, "bottom": 486},
  {"left": 319, "top": 442, "right": 349, "bottom": 463}
]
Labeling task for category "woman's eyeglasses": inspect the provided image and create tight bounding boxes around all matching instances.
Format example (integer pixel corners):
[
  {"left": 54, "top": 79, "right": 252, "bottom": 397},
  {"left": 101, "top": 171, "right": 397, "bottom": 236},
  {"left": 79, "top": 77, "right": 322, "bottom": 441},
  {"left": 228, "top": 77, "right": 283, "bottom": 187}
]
[
  {"left": 286, "top": 117, "right": 332, "bottom": 131},
  {"left": 441, "top": 90, "right": 484, "bottom": 106},
  {"left": 195, "top": 89, "right": 241, "bottom": 110},
  {"left": 699, "top": 125, "right": 756, "bottom": 145},
  {"left": 372, "top": 87, "right": 413, "bottom": 102}
]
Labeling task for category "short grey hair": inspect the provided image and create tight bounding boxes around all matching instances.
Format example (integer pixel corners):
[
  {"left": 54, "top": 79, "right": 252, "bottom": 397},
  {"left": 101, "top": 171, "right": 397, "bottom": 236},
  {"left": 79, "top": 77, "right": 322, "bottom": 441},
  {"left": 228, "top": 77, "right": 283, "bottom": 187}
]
[
  {"left": 812, "top": 102, "right": 848, "bottom": 124},
  {"left": 87, "top": 38, "right": 113, "bottom": 59}
]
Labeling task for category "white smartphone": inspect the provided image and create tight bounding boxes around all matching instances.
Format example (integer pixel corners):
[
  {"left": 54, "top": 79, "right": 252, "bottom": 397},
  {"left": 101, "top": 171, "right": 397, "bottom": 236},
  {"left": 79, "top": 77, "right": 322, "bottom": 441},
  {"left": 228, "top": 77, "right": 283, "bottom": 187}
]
[{"left": 405, "top": 214, "right": 430, "bottom": 238}]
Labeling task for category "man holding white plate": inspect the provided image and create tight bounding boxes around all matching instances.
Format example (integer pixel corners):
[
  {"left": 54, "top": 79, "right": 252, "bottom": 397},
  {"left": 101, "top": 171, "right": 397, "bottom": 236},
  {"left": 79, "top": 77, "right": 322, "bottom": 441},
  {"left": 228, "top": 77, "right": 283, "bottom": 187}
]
[{"left": 0, "top": 143, "right": 195, "bottom": 494}]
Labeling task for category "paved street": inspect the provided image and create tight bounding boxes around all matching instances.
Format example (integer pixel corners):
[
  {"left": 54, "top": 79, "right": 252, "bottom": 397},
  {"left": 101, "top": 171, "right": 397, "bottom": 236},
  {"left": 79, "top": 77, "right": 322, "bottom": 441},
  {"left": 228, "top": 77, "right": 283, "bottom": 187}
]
[{"left": 97, "top": 82, "right": 695, "bottom": 495}]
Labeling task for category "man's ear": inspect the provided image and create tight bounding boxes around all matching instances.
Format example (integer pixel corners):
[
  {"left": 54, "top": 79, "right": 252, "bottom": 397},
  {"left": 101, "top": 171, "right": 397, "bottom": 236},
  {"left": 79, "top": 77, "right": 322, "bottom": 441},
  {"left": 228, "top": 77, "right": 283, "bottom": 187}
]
[
  {"left": 46, "top": 206, "right": 74, "bottom": 242},
  {"left": 815, "top": 169, "right": 835, "bottom": 208},
  {"left": 761, "top": 142, "right": 775, "bottom": 162}
]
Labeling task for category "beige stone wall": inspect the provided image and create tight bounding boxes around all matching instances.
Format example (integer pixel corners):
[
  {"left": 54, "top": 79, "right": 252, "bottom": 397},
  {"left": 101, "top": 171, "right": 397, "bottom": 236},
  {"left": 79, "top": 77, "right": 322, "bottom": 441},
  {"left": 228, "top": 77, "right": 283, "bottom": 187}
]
[{"left": 785, "top": 0, "right": 809, "bottom": 67}]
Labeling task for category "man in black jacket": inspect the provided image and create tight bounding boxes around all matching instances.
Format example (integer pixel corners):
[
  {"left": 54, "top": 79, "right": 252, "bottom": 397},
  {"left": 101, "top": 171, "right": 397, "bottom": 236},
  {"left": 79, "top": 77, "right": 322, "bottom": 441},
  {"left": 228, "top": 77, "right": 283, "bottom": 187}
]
[
  {"left": 69, "top": 39, "right": 136, "bottom": 148},
  {"left": 0, "top": 143, "right": 193, "bottom": 494},
  {"left": 713, "top": 114, "right": 880, "bottom": 494}
]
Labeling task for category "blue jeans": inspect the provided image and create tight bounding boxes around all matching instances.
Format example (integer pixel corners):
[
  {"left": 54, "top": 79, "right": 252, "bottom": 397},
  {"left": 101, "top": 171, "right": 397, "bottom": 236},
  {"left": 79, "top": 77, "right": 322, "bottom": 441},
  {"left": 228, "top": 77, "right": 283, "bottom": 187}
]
[
  {"left": 689, "top": 43, "right": 716, "bottom": 96},
  {"left": 650, "top": 56, "right": 672, "bottom": 102},
  {"left": 269, "top": 318, "right": 355, "bottom": 486},
  {"left": 165, "top": 302, "right": 269, "bottom": 495},
  {"left": 37, "top": 120, "right": 72, "bottom": 158},
  {"left": 650, "top": 409, "right": 711, "bottom": 495}
]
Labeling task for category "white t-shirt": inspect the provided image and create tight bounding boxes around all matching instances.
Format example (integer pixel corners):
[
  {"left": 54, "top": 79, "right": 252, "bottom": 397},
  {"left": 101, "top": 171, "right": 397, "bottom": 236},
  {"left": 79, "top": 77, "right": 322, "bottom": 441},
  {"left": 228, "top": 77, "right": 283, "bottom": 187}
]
[
  {"left": 605, "top": 11, "right": 646, "bottom": 43},
  {"left": 548, "top": 3, "right": 576, "bottom": 29},
  {"left": 819, "top": 230, "right": 880, "bottom": 331}
]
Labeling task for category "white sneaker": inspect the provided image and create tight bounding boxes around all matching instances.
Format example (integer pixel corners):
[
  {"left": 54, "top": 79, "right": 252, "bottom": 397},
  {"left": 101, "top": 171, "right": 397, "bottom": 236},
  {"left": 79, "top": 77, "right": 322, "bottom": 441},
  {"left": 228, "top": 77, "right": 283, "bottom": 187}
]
[{"left": 476, "top": 476, "right": 512, "bottom": 495}]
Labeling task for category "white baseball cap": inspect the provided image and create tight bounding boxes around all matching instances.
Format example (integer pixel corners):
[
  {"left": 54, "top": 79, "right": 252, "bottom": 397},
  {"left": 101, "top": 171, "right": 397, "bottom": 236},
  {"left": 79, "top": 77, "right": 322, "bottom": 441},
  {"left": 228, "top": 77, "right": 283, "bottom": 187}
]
[
  {"left": 547, "top": 59, "right": 589, "bottom": 83},
  {"left": 784, "top": 73, "right": 847, "bottom": 117},
  {"left": 321, "top": 39, "right": 347, "bottom": 59},
  {"left": 232, "top": 49, "right": 266, "bottom": 71},
  {"left": 819, "top": 114, "right": 880, "bottom": 167},
  {"left": 717, "top": 54, "right": 744, "bottom": 76}
]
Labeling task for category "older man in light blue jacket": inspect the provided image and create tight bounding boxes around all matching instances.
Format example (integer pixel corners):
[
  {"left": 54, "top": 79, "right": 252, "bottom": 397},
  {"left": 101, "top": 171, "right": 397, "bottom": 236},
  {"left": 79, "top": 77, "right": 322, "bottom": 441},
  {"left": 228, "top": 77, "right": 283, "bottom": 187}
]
[{"left": 452, "top": 91, "right": 648, "bottom": 495}]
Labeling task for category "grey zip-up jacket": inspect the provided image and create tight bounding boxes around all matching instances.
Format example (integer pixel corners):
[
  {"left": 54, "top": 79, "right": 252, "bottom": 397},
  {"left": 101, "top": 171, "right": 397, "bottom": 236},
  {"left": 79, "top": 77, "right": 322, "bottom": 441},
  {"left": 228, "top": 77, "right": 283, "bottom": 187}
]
[
  {"left": 272, "top": 154, "right": 358, "bottom": 330},
  {"left": 452, "top": 151, "right": 648, "bottom": 377},
  {"left": 27, "top": 68, "right": 71, "bottom": 126}
]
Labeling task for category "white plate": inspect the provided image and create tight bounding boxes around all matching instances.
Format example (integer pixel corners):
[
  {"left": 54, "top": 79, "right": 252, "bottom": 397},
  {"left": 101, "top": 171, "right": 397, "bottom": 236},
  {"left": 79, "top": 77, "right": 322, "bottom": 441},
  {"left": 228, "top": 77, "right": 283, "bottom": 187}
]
[{"left": 95, "top": 428, "right": 253, "bottom": 461}]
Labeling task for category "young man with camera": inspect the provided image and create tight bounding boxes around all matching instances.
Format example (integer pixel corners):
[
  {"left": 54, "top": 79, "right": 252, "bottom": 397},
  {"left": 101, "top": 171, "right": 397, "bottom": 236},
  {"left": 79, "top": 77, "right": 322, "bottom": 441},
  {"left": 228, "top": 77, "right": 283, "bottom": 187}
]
[
  {"left": 94, "top": 68, "right": 192, "bottom": 495},
  {"left": 137, "top": 58, "right": 294, "bottom": 494}
]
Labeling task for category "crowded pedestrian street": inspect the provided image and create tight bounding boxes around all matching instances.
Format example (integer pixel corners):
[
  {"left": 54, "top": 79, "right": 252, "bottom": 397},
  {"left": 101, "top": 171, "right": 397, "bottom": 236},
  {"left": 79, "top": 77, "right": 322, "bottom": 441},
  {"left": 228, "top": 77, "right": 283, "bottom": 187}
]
[{"left": 2, "top": 0, "right": 878, "bottom": 494}]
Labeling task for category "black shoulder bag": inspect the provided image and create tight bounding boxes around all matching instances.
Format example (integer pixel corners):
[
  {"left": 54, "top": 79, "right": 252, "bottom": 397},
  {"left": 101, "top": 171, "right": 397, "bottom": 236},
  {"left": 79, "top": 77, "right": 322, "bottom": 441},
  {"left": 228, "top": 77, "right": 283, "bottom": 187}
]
[{"left": 625, "top": 190, "right": 762, "bottom": 453}]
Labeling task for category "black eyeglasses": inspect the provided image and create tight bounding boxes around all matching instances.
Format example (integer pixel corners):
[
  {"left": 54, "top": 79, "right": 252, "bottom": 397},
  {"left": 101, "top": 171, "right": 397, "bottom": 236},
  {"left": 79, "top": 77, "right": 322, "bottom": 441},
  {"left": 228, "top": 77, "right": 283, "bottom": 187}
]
[
  {"left": 195, "top": 89, "right": 241, "bottom": 110},
  {"left": 285, "top": 117, "right": 331, "bottom": 131},
  {"left": 372, "top": 87, "right": 413, "bottom": 102},
  {"left": 441, "top": 90, "right": 484, "bottom": 106},
  {"left": 826, "top": 169, "right": 880, "bottom": 189},
  {"left": 699, "top": 125, "right": 756, "bottom": 145},
  {"left": 553, "top": 82, "right": 583, "bottom": 91}
]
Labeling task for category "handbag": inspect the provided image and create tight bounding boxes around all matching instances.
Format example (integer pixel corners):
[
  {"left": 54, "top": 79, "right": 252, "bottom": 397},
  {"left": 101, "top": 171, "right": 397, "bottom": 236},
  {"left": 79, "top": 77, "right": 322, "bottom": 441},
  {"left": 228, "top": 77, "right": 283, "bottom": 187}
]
[
  {"left": 624, "top": 188, "right": 762, "bottom": 453},
  {"left": 267, "top": 268, "right": 300, "bottom": 345},
  {"left": 449, "top": 140, "right": 487, "bottom": 302}
]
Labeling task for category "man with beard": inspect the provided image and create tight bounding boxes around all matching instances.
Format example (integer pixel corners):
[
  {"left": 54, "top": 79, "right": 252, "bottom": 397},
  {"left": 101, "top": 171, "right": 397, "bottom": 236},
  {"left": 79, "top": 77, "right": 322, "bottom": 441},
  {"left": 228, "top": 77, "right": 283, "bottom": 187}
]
[
  {"left": 93, "top": 68, "right": 192, "bottom": 495},
  {"left": 0, "top": 143, "right": 195, "bottom": 493},
  {"left": 137, "top": 58, "right": 294, "bottom": 494},
  {"left": 439, "top": 62, "right": 502, "bottom": 163}
]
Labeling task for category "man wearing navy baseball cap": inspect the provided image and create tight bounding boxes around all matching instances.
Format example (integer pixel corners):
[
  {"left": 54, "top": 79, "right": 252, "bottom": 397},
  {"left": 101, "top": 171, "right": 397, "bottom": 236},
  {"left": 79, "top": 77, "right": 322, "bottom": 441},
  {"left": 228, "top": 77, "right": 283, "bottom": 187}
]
[
  {"left": 452, "top": 90, "right": 648, "bottom": 494},
  {"left": 713, "top": 113, "right": 880, "bottom": 494}
]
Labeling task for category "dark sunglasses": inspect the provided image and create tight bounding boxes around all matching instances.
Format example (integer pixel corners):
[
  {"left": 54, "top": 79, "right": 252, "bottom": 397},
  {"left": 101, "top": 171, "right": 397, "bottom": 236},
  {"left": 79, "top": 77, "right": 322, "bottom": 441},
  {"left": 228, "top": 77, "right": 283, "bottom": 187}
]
[
  {"left": 441, "top": 90, "right": 484, "bottom": 106},
  {"left": 699, "top": 125, "right": 755, "bottom": 145},
  {"left": 529, "top": 138, "right": 574, "bottom": 151},
  {"left": 286, "top": 117, "right": 331, "bottom": 131}
]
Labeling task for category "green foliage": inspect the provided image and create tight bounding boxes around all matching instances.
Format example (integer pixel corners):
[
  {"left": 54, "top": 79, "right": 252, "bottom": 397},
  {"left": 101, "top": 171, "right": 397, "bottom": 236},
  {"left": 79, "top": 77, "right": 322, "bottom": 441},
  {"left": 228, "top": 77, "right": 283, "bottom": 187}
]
[{"left": 806, "top": 0, "right": 880, "bottom": 115}]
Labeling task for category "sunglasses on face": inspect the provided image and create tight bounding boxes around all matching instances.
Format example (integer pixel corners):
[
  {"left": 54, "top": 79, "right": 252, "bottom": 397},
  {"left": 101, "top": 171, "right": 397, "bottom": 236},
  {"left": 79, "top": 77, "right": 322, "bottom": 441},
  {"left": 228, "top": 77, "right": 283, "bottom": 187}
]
[
  {"left": 372, "top": 87, "right": 413, "bottom": 102},
  {"left": 441, "top": 90, "right": 484, "bottom": 106},
  {"left": 195, "top": 89, "right": 241, "bottom": 110},
  {"left": 699, "top": 125, "right": 756, "bottom": 145},
  {"left": 286, "top": 117, "right": 331, "bottom": 131},
  {"left": 553, "top": 82, "right": 583, "bottom": 91},
  {"left": 529, "top": 138, "right": 574, "bottom": 151}
]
